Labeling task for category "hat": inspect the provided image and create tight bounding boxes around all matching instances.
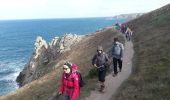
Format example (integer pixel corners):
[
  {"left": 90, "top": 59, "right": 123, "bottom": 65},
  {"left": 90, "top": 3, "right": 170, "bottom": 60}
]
[
  {"left": 97, "top": 46, "right": 103, "bottom": 51},
  {"left": 114, "top": 37, "right": 118, "bottom": 42},
  {"left": 71, "top": 63, "right": 77, "bottom": 70},
  {"left": 64, "top": 62, "right": 72, "bottom": 69}
]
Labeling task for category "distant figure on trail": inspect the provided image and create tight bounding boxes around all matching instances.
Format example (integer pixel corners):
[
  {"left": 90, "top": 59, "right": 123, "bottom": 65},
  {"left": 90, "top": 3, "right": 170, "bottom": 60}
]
[
  {"left": 112, "top": 37, "right": 124, "bottom": 77},
  {"left": 92, "top": 46, "right": 109, "bottom": 92},
  {"left": 59, "top": 62, "right": 79, "bottom": 100},
  {"left": 120, "top": 24, "right": 127, "bottom": 34},
  {"left": 125, "top": 27, "right": 133, "bottom": 41},
  {"left": 115, "top": 23, "right": 122, "bottom": 32}
]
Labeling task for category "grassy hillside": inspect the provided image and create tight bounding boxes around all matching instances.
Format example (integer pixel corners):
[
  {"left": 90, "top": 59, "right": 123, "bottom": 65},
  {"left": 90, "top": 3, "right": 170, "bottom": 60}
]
[
  {"left": 112, "top": 4, "right": 170, "bottom": 100},
  {"left": 0, "top": 27, "right": 124, "bottom": 100}
]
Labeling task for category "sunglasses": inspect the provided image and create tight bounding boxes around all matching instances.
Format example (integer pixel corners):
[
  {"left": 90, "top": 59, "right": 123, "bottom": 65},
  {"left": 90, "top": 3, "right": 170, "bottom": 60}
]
[{"left": 63, "top": 67, "right": 68, "bottom": 70}]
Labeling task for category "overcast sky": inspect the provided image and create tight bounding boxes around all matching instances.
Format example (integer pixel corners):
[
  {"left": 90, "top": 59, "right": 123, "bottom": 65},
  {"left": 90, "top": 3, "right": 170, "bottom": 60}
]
[{"left": 0, "top": 0, "right": 169, "bottom": 20}]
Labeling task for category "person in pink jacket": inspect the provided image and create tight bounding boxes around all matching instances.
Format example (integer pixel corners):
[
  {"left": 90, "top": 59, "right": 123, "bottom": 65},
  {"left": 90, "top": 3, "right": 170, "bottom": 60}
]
[{"left": 59, "top": 62, "right": 79, "bottom": 100}]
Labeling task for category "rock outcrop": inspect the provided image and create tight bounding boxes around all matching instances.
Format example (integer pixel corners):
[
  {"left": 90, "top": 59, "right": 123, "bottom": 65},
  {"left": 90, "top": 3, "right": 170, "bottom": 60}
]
[{"left": 16, "top": 33, "right": 83, "bottom": 87}]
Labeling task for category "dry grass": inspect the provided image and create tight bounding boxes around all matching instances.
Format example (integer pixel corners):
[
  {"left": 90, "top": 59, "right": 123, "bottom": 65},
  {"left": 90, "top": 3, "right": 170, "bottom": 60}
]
[
  {"left": 0, "top": 27, "right": 124, "bottom": 100},
  {"left": 111, "top": 4, "right": 170, "bottom": 100}
]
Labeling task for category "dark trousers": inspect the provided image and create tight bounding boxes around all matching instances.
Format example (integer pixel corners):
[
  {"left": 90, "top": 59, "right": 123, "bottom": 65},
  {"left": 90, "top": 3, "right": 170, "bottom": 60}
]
[
  {"left": 113, "top": 57, "right": 122, "bottom": 74},
  {"left": 61, "top": 93, "right": 70, "bottom": 100},
  {"left": 126, "top": 33, "right": 131, "bottom": 41},
  {"left": 98, "top": 69, "right": 106, "bottom": 82},
  {"left": 61, "top": 93, "right": 79, "bottom": 100}
]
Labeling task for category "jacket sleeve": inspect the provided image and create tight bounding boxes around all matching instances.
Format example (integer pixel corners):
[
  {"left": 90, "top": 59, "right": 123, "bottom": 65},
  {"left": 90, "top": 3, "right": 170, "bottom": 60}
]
[
  {"left": 112, "top": 45, "right": 114, "bottom": 56},
  {"left": 105, "top": 53, "right": 109, "bottom": 62},
  {"left": 71, "top": 74, "right": 79, "bottom": 100},
  {"left": 59, "top": 73, "right": 64, "bottom": 93},
  {"left": 120, "top": 43, "right": 124, "bottom": 58},
  {"left": 120, "top": 43, "right": 124, "bottom": 50},
  {"left": 92, "top": 54, "right": 97, "bottom": 65}
]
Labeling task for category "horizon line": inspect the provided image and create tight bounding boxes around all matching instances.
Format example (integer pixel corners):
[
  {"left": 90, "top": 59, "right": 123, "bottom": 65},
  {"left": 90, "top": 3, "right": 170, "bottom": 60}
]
[{"left": 0, "top": 12, "right": 145, "bottom": 21}]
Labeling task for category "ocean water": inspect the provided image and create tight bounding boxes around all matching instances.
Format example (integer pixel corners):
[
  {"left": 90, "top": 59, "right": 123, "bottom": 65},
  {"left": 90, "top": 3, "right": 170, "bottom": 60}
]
[{"left": 0, "top": 17, "right": 127, "bottom": 96}]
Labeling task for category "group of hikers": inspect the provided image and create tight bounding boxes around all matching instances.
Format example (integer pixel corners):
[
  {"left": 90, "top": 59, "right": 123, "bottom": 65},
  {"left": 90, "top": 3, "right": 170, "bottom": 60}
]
[
  {"left": 115, "top": 23, "right": 133, "bottom": 41},
  {"left": 58, "top": 37, "right": 124, "bottom": 100}
]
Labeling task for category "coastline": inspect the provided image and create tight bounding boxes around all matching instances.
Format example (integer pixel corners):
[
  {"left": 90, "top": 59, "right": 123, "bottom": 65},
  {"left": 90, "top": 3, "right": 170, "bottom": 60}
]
[{"left": 0, "top": 17, "right": 124, "bottom": 96}]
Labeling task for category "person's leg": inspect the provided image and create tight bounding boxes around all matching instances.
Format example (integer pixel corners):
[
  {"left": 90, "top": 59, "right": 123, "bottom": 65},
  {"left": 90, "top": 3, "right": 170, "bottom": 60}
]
[
  {"left": 98, "top": 70, "right": 102, "bottom": 90},
  {"left": 118, "top": 59, "right": 123, "bottom": 72},
  {"left": 113, "top": 57, "right": 118, "bottom": 74},
  {"left": 62, "top": 93, "right": 70, "bottom": 100},
  {"left": 128, "top": 34, "right": 131, "bottom": 41},
  {"left": 125, "top": 33, "right": 127, "bottom": 40},
  {"left": 99, "top": 70, "right": 106, "bottom": 92}
]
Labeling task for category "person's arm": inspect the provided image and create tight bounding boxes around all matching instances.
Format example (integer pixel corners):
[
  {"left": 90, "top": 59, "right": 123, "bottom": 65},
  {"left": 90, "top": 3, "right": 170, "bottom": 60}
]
[
  {"left": 92, "top": 54, "right": 97, "bottom": 67},
  {"left": 71, "top": 74, "right": 79, "bottom": 100},
  {"left": 112, "top": 45, "right": 114, "bottom": 56},
  {"left": 120, "top": 43, "right": 124, "bottom": 50},
  {"left": 105, "top": 53, "right": 109, "bottom": 62},
  {"left": 104, "top": 53, "right": 111, "bottom": 67},
  {"left": 120, "top": 43, "right": 124, "bottom": 60}
]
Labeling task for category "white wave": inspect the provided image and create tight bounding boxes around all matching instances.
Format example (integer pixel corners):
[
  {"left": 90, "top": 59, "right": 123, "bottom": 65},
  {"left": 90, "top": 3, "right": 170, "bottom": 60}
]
[{"left": 0, "top": 59, "right": 26, "bottom": 89}]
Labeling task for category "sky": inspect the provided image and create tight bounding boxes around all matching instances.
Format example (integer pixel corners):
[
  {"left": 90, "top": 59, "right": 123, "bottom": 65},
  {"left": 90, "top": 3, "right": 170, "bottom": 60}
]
[{"left": 0, "top": 0, "right": 169, "bottom": 20}]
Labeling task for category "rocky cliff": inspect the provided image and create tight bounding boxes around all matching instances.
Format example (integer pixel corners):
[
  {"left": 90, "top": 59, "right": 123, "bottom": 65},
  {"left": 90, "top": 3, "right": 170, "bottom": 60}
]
[{"left": 16, "top": 34, "right": 83, "bottom": 87}]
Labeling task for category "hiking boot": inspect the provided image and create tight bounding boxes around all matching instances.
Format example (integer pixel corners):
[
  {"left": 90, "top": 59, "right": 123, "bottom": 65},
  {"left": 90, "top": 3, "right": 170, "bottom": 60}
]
[
  {"left": 112, "top": 73, "right": 118, "bottom": 77},
  {"left": 99, "top": 85, "right": 105, "bottom": 92}
]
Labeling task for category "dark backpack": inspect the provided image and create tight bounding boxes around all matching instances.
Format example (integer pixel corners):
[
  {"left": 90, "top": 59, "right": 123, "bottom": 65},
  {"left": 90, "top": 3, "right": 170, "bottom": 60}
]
[
  {"left": 65, "top": 63, "right": 85, "bottom": 88},
  {"left": 76, "top": 71, "right": 85, "bottom": 87},
  {"left": 72, "top": 71, "right": 85, "bottom": 88}
]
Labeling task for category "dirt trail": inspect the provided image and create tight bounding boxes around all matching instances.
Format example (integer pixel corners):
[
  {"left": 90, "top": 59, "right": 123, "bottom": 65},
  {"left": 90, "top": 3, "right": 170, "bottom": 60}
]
[{"left": 85, "top": 41, "right": 134, "bottom": 100}]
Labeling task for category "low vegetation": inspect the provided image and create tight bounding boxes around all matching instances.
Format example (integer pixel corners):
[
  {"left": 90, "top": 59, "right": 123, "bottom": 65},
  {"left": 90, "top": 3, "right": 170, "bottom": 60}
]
[{"left": 112, "top": 4, "right": 170, "bottom": 100}]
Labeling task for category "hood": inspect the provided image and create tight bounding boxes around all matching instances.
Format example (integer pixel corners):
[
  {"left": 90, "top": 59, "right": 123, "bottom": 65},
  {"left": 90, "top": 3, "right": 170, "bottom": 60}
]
[{"left": 97, "top": 46, "right": 103, "bottom": 51}]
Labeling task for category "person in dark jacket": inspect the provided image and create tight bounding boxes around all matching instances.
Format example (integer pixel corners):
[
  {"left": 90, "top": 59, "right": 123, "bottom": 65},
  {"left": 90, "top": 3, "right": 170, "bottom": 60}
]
[
  {"left": 92, "top": 46, "right": 109, "bottom": 92},
  {"left": 59, "top": 62, "right": 79, "bottom": 100},
  {"left": 112, "top": 37, "right": 124, "bottom": 76}
]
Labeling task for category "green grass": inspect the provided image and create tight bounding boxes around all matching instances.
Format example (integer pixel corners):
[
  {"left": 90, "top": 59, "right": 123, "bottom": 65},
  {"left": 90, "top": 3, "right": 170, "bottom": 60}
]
[{"left": 111, "top": 4, "right": 170, "bottom": 100}]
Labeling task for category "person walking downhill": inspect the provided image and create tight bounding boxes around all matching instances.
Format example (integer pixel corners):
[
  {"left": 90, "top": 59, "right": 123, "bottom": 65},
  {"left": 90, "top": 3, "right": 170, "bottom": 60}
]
[
  {"left": 92, "top": 46, "right": 109, "bottom": 92},
  {"left": 112, "top": 37, "right": 124, "bottom": 77},
  {"left": 59, "top": 62, "right": 79, "bottom": 100}
]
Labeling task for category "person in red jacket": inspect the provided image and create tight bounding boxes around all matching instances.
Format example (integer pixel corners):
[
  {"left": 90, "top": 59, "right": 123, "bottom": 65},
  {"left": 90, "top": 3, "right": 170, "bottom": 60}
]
[{"left": 59, "top": 62, "right": 79, "bottom": 100}]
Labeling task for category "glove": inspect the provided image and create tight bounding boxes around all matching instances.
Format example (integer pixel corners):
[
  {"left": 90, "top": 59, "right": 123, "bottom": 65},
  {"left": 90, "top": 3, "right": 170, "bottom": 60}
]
[{"left": 59, "top": 91, "right": 62, "bottom": 95}]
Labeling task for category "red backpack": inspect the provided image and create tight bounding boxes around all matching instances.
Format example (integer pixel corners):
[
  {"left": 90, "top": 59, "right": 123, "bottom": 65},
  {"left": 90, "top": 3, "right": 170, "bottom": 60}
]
[{"left": 71, "top": 64, "right": 85, "bottom": 88}]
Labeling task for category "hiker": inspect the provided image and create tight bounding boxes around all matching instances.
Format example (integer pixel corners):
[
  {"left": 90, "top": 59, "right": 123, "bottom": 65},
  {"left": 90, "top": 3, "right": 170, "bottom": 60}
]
[
  {"left": 115, "top": 23, "right": 122, "bottom": 32},
  {"left": 112, "top": 37, "right": 124, "bottom": 76},
  {"left": 120, "top": 24, "right": 126, "bottom": 34},
  {"left": 125, "top": 27, "right": 133, "bottom": 41},
  {"left": 59, "top": 62, "right": 79, "bottom": 100},
  {"left": 92, "top": 46, "right": 109, "bottom": 92}
]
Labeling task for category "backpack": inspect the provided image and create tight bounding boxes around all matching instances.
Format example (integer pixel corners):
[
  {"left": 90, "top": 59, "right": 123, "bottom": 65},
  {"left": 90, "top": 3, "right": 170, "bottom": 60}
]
[
  {"left": 71, "top": 63, "right": 85, "bottom": 88},
  {"left": 113, "top": 44, "right": 122, "bottom": 56},
  {"left": 75, "top": 71, "right": 85, "bottom": 87}
]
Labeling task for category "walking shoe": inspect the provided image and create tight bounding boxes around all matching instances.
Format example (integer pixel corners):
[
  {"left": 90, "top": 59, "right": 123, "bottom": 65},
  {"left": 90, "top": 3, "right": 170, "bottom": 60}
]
[
  {"left": 99, "top": 85, "right": 105, "bottom": 92},
  {"left": 112, "top": 73, "right": 117, "bottom": 77}
]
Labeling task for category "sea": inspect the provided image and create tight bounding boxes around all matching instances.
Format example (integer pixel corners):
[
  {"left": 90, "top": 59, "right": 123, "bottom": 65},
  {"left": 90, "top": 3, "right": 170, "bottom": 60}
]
[{"left": 0, "top": 17, "right": 127, "bottom": 96}]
